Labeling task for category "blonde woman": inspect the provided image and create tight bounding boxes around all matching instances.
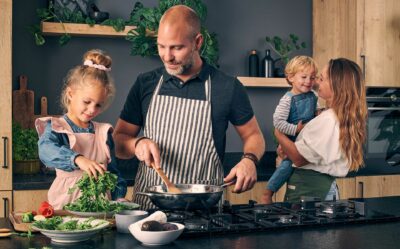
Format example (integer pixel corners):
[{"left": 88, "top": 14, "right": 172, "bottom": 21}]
[{"left": 272, "top": 58, "right": 367, "bottom": 202}]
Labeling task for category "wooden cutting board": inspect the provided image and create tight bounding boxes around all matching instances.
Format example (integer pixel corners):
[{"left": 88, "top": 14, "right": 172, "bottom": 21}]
[
  {"left": 12, "top": 75, "right": 34, "bottom": 129},
  {"left": 33, "top": 96, "right": 49, "bottom": 120}
]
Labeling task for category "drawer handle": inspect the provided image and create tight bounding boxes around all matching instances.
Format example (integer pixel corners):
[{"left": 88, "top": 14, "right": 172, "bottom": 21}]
[
  {"left": 2, "top": 137, "right": 7, "bottom": 169},
  {"left": 358, "top": 181, "right": 364, "bottom": 198},
  {"left": 360, "top": 55, "right": 366, "bottom": 79},
  {"left": 2, "top": 197, "right": 8, "bottom": 218}
]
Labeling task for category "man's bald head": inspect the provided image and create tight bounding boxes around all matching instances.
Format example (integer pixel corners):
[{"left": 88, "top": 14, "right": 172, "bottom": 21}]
[{"left": 159, "top": 5, "right": 201, "bottom": 39}]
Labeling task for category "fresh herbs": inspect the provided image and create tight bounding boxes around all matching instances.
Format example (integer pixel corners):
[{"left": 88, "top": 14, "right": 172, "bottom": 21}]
[
  {"left": 64, "top": 172, "right": 135, "bottom": 213},
  {"left": 32, "top": 216, "right": 106, "bottom": 231},
  {"left": 12, "top": 122, "right": 39, "bottom": 161}
]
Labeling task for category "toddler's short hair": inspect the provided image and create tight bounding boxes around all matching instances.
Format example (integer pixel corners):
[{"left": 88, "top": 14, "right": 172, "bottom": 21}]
[{"left": 285, "top": 56, "right": 318, "bottom": 85}]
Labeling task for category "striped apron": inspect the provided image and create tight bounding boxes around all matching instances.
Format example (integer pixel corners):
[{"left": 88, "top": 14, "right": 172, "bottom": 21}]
[{"left": 133, "top": 75, "right": 224, "bottom": 210}]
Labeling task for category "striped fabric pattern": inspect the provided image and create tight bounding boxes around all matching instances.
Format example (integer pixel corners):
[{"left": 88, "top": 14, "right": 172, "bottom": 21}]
[
  {"left": 133, "top": 76, "right": 224, "bottom": 210},
  {"left": 273, "top": 93, "right": 298, "bottom": 136}
]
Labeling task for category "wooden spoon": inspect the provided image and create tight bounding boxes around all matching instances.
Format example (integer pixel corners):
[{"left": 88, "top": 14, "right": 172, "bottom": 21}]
[{"left": 151, "top": 162, "right": 182, "bottom": 194}]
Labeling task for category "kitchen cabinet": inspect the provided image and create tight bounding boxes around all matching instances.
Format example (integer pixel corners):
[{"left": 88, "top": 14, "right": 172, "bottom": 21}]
[
  {"left": 224, "top": 181, "right": 267, "bottom": 204},
  {"left": 336, "top": 177, "right": 356, "bottom": 199},
  {"left": 0, "top": 0, "right": 13, "bottom": 217},
  {"left": 0, "top": 191, "right": 12, "bottom": 218},
  {"left": 313, "top": 0, "right": 400, "bottom": 87},
  {"left": 355, "top": 175, "right": 400, "bottom": 198},
  {"left": 13, "top": 190, "right": 48, "bottom": 212}
]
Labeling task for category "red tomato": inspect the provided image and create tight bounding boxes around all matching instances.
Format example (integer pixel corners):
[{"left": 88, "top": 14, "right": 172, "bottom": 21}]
[
  {"left": 32, "top": 211, "right": 37, "bottom": 216},
  {"left": 40, "top": 201, "right": 51, "bottom": 208},
  {"left": 38, "top": 201, "right": 54, "bottom": 218}
]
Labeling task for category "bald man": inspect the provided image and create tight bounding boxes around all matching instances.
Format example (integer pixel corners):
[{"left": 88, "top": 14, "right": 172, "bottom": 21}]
[{"left": 114, "top": 5, "right": 265, "bottom": 210}]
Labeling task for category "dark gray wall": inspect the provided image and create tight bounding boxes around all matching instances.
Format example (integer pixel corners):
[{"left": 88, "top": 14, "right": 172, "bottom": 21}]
[{"left": 12, "top": 0, "right": 312, "bottom": 152}]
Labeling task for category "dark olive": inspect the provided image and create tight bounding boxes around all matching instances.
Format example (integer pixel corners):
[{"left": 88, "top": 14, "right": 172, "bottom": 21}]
[
  {"left": 141, "top": 220, "right": 164, "bottom": 231},
  {"left": 162, "top": 223, "right": 178, "bottom": 231}
]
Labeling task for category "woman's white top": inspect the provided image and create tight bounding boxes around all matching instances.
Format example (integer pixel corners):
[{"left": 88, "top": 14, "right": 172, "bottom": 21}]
[{"left": 294, "top": 109, "right": 349, "bottom": 177}]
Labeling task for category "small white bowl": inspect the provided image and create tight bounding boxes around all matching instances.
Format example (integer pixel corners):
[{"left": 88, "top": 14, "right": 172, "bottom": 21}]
[
  {"left": 115, "top": 210, "right": 148, "bottom": 233},
  {"left": 129, "top": 222, "right": 185, "bottom": 246}
]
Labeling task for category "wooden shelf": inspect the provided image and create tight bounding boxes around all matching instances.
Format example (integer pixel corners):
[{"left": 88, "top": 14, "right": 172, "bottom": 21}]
[
  {"left": 41, "top": 22, "right": 137, "bottom": 37},
  {"left": 237, "top": 77, "right": 289, "bottom": 87}
]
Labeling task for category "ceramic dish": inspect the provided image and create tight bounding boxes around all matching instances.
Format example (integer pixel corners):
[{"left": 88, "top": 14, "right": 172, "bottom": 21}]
[
  {"left": 65, "top": 201, "right": 140, "bottom": 218},
  {"left": 115, "top": 210, "right": 148, "bottom": 233},
  {"left": 31, "top": 217, "right": 109, "bottom": 244},
  {"left": 129, "top": 222, "right": 185, "bottom": 246}
]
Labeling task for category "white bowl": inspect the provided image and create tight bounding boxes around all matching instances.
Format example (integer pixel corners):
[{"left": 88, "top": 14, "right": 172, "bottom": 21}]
[
  {"left": 115, "top": 210, "right": 148, "bottom": 233},
  {"left": 32, "top": 217, "right": 109, "bottom": 244},
  {"left": 129, "top": 222, "right": 185, "bottom": 246}
]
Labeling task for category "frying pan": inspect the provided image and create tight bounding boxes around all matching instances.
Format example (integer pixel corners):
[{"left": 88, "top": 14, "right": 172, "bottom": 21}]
[{"left": 136, "top": 184, "right": 225, "bottom": 210}]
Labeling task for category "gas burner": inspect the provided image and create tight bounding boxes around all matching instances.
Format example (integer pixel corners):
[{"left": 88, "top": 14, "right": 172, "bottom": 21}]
[
  {"left": 184, "top": 219, "right": 210, "bottom": 231},
  {"left": 319, "top": 201, "right": 348, "bottom": 214},
  {"left": 252, "top": 207, "right": 274, "bottom": 214},
  {"left": 278, "top": 215, "right": 297, "bottom": 224},
  {"left": 315, "top": 201, "right": 357, "bottom": 219}
]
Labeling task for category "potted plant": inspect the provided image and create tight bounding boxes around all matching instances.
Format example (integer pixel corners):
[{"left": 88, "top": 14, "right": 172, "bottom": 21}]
[
  {"left": 30, "top": 0, "right": 219, "bottom": 67},
  {"left": 265, "top": 34, "right": 307, "bottom": 77},
  {"left": 12, "top": 122, "right": 40, "bottom": 175}
]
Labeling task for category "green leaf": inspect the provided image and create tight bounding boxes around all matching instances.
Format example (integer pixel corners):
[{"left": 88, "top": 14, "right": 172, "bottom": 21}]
[
  {"left": 12, "top": 123, "right": 39, "bottom": 160},
  {"left": 59, "top": 34, "right": 71, "bottom": 46}
]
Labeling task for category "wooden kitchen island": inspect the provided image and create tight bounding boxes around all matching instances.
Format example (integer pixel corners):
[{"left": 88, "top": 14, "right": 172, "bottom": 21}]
[{"left": 1, "top": 217, "right": 400, "bottom": 249}]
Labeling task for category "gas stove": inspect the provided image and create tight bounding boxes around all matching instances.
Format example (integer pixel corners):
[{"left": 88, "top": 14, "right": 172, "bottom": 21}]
[{"left": 158, "top": 196, "right": 400, "bottom": 236}]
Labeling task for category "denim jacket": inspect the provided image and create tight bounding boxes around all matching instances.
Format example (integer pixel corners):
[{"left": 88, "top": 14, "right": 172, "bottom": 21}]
[{"left": 37, "top": 115, "right": 127, "bottom": 199}]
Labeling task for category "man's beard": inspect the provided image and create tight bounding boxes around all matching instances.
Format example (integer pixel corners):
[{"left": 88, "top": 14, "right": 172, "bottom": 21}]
[{"left": 164, "top": 50, "right": 195, "bottom": 76}]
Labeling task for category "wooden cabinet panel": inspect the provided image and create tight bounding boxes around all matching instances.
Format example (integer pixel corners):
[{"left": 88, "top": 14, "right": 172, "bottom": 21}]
[
  {"left": 13, "top": 190, "right": 48, "bottom": 212},
  {"left": 274, "top": 184, "right": 287, "bottom": 203},
  {"left": 336, "top": 177, "right": 356, "bottom": 200},
  {"left": 313, "top": 0, "right": 400, "bottom": 87},
  {"left": 313, "top": 0, "right": 358, "bottom": 68},
  {"left": 356, "top": 175, "right": 400, "bottom": 198},
  {"left": 0, "top": 191, "right": 12, "bottom": 218},
  {"left": 0, "top": 0, "right": 13, "bottom": 191},
  {"left": 224, "top": 181, "right": 267, "bottom": 204},
  {"left": 362, "top": 0, "right": 400, "bottom": 87}
]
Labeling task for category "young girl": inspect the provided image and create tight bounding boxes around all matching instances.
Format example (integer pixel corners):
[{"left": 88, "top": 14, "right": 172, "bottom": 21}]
[
  {"left": 261, "top": 56, "right": 318, "bottom": 204},
  {"left": 273, "top": 58, "right": 367, "bottom": 202},
  {"left": 35, "top": 49, "right": 127, "bottom": 209}
]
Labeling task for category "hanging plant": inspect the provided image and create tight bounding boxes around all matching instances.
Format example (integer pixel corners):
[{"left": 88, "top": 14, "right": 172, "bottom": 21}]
[
  {"left": 126, "top": 0, "right": 219, "bottom": 67},
  {"left": 30, "top": 0, "right": 219, "bottom": 67}
]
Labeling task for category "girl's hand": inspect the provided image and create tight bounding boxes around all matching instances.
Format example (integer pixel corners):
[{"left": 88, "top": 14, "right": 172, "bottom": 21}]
[{"left": 74, "top": 156, "right": 106, "bottom": 179}]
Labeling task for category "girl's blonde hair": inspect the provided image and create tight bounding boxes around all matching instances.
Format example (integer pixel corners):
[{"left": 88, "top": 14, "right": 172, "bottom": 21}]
[
  {"left": 285, "top": 55, "right": 318, "bottom": 85},
  {"left": 328, "top": 58, "right": 367, "bottom": 171},
  {"left": 60, "top": 49, "right": 115, "bottom": 113}
]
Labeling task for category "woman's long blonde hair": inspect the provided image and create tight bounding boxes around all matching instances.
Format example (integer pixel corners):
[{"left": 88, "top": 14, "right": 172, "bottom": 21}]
[{"left": 328, "top": 58, "right": 367, "bottom": 171}]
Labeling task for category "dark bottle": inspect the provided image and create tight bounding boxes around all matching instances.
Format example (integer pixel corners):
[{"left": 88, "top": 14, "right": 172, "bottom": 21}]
[
  {"left": 248, "top": 50, "right": 259, "bottom": 77},
  {"left": 262, "top": 49, "right": 274, "bottom": 77}
]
